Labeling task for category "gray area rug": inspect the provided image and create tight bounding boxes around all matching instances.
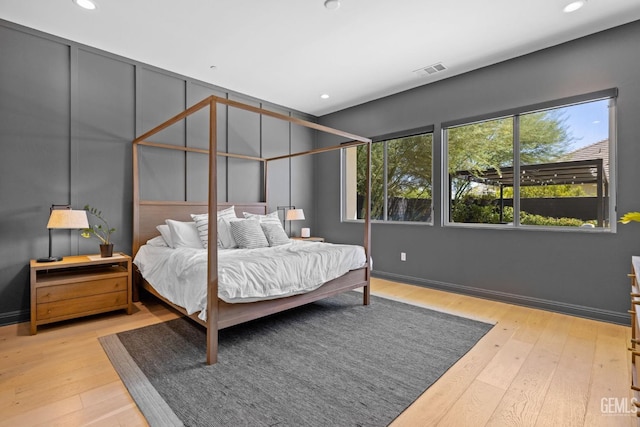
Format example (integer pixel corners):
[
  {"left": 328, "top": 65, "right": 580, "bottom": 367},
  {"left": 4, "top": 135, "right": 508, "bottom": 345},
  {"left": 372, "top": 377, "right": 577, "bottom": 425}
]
[{"left": 100, "top": 292, "right": 493, "bottom": 427}]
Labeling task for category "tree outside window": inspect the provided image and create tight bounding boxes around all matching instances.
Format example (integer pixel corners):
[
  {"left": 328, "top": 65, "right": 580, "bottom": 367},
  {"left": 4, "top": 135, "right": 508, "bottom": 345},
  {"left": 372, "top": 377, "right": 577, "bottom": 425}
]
[{"left": 344, "top": 131, "right": 433, "bottom": 223}]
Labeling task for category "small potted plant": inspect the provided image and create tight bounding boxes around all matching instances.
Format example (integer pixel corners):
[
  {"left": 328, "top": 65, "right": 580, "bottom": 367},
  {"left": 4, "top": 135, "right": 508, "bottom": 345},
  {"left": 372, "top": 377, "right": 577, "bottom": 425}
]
[{"left": 81, "top": 205, "right": 116, "bottom": 257}]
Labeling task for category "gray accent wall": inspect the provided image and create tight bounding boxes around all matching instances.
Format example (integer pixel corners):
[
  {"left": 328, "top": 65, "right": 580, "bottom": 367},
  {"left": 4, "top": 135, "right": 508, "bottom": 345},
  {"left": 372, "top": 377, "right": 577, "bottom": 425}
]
[
  {"left": 0, "top": 19, "right": 315, "bottom": 325},
  {"left": 317, "top": 20, "right": 640, "bottom": 324}
]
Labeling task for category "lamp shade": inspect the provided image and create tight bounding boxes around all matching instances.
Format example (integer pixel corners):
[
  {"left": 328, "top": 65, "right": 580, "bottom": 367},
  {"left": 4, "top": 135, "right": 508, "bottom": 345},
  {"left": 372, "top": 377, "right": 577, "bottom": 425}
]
[
  {"left": 47, "top": 209, "right": 89, "bottom": 229},
  {"left": 285, "top": 209, "right": 305, "bottom": 221}
]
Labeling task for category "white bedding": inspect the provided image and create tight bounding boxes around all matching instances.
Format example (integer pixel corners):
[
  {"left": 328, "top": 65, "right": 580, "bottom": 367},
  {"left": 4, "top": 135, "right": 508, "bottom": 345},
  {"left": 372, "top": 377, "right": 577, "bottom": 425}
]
[{"left": 133, "top": 240, "right": 367, "bottom": 320}]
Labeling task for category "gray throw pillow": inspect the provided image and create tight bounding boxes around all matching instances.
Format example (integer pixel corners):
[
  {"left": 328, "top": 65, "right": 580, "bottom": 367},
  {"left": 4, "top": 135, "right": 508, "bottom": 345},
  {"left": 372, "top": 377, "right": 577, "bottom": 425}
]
[
  {"left": 230, "top": 219, "right": 269, "bottom": 249},
  {"left": 261, "top": 223, "right": 290, "bottom": 246}
]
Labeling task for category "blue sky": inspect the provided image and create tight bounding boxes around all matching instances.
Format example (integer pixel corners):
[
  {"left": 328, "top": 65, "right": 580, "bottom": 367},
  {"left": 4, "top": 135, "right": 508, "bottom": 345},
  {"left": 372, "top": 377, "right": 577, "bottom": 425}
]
[{"left": 561, "top": 99, "right": 609, "bottom": 150}]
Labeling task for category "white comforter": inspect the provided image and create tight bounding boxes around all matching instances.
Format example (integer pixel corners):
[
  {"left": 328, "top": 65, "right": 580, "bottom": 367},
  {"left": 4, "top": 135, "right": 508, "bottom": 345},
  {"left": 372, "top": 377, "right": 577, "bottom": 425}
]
[{"left": 133, "top": 240, "right": 367, "bottom": 320}]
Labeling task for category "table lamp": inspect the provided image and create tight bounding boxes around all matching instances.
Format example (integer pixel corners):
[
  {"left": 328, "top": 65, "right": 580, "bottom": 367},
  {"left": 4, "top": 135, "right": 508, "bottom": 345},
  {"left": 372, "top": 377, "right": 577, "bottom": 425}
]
[
  {"left": 37, "top": 205, "right": 89, "bottom": 262},
  {"left": 285, "top": 208, "right": 305, "bottom": 237},
  {"left": 277, "top": 206, "right": 306, "bottom": 237}
]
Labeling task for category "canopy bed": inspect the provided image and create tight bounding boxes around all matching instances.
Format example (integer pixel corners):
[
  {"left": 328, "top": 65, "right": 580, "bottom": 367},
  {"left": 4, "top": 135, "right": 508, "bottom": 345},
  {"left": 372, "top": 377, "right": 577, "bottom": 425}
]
[{"left": 132, "top": 95, "right": 372, "bottom": 364}]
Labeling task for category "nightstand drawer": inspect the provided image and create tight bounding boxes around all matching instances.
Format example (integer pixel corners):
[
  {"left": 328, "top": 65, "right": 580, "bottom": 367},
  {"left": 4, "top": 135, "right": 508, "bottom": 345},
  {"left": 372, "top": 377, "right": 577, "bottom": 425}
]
[
  {"left": 36, "top": 276, "right": 128, "bottom": 303},
  {"left": 30, "top": 254, "right": 132, "bottom": 334},
  {"left": 37, "top": 290, "right": 128, "bottom": 321}
]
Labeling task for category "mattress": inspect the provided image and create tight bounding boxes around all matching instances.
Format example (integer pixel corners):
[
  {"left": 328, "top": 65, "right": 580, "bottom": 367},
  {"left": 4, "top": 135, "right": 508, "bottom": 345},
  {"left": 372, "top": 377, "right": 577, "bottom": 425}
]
[{"left": 133, "top": 240, "right": 367, "bottom": 320}]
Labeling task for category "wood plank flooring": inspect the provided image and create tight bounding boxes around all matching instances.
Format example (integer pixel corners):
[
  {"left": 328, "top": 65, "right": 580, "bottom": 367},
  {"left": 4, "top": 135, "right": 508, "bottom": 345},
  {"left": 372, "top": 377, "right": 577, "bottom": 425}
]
[{"left": 0, "top": 278, "right": 634, "bottom": 426}]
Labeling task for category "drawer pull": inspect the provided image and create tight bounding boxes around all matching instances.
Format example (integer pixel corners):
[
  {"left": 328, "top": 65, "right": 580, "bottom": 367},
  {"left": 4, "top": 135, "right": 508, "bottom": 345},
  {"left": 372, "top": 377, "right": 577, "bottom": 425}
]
[{"left": 629, "top": 274, "right": 637, "bottom": 278}]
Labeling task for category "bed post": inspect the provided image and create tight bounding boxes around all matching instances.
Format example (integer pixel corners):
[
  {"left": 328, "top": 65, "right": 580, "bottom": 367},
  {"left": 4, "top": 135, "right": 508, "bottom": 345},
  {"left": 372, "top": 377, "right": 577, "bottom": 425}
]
[
  {"left": 132, "top": 139, "right": 140, "bottom": 302},
  {"left": 206, "top": 97, "right": 219, "bottom": 365},
  {"left": 363, "top": 139, "right": 371, "bottom": 306}
]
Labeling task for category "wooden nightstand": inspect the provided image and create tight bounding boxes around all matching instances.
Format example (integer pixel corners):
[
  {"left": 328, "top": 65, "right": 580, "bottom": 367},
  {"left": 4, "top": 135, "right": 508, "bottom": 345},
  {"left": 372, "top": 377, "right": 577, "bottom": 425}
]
[
  {"left": 291, "top": 237, "right": 325, "bottom": 242},
  {"left": 30, "top": 253, "right": 132, "bottom": 334}
]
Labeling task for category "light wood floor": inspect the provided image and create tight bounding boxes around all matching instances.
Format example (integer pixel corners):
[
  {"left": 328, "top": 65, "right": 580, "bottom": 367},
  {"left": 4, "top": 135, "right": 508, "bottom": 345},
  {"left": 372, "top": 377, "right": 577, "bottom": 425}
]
[{"left": 0, "top": 278, "right": 635, "bottom": 426}]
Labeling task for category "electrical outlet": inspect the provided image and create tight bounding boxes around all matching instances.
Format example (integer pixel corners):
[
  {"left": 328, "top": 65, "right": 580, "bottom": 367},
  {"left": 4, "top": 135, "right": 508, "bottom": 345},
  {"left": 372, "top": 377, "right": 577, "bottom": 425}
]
[{"left": 400, "top": 252, "right": 406, "bottom": 261}]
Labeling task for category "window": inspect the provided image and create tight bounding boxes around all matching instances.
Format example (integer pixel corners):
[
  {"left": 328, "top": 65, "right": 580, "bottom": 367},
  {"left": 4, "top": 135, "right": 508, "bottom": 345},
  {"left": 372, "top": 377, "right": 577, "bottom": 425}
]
[
  {"left": 444, "top": 90, "right": 615, "bottom": 230},
  {"left": 343, "top": 128, "right": 433, "bottom": 223}
]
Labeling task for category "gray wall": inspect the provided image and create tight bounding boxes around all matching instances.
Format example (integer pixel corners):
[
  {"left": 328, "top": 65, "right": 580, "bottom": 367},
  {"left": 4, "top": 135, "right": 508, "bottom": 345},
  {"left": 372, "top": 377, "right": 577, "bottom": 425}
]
[
  {"left": 0, "top": 20, "right": 315, "bottom": 325},
  {"left": 317, "top": 20, "right": 640, "bottom": 324}
]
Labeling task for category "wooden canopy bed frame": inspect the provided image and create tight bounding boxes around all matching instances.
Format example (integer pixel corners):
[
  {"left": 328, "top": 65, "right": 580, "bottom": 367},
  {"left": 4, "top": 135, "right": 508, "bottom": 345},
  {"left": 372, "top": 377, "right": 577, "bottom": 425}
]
[{"left": 132, "top": 95, "right": 372, "bottom": 364}]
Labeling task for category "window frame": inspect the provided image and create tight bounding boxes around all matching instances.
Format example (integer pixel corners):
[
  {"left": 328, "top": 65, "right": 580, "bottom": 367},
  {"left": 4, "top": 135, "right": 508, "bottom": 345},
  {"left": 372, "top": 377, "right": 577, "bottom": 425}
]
[
  {"left": 341, "top": 125, "right": 435, "bottom": 225},
  {"left": 442, "top": 88, "right": 617, "bottom": 232}
]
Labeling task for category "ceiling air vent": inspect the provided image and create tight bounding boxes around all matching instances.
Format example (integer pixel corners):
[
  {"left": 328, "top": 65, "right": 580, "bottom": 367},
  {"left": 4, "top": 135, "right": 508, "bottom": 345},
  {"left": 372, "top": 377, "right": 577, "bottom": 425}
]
[{"left": 413, "top": 62, "right": 447, "bottom": 77}]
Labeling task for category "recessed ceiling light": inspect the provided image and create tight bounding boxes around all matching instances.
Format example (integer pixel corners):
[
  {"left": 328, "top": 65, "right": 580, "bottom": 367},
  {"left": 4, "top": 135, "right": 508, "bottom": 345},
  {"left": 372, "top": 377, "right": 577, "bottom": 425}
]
[
  {"left": 73, "top": 0, "right": 97, "bottom": 10},
  {"left": 324, "top": 0, "right": 341, "bottom": 11},
  {"left": 563, "top": 0, "right": 586, "bottom": 13},
  {"left": 320, "top": 94, "right": 330, "bottom": 99}
]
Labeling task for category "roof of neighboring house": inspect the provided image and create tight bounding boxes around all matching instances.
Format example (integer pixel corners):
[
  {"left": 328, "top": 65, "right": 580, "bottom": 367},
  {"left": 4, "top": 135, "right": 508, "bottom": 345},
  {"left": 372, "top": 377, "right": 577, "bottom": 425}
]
[{"left": 564, "top": 139, "right": 609, "bottom": 180}]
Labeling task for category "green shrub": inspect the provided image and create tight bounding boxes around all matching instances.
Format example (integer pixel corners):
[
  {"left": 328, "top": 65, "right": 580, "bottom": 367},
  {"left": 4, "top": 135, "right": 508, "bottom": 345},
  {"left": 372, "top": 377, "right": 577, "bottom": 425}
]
[
  {"left": 452, "top": 196, "right": 590, "bottom": 227},
  {"left": 519, "top": 211, "right": 585, "bottom": 227},
  {"left": 451, "top": 195, "right": 510, "bottom": 224}
]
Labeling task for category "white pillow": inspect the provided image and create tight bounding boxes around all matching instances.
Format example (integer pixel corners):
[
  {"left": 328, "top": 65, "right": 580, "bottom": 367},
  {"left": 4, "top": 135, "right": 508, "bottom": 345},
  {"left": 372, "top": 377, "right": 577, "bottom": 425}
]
[
  {"left": 156, "top": 224, "right": 174, "bottom": 248},
  {"left": 260, "top": 223, "right": 290, "bottom": 247},
  {"left": 217, "top": 206, "right": 238, "bottom": 248},
  {"left": 230, "top": 219, "right": 269, "bottom": 249},
  {"left": 190, "top": 213, "right": 209, "bottom": 249},
  {"left": 146, "top": 235, "right": 169, "bottom": 247},
  {"left": 218, "top": 205, "right": 237, "bottom": 220},
  {"left": 187, "top": 207, "right": 237, "bottom": 249},
  {"left": 218, "top": 217, "right": 243, "bottom": 249},
  {"left": 166, "top": 220, "right": 203, "bottom": 249},
  {"left": 243, "top": 211, "right": 283, "bottom": 227}
]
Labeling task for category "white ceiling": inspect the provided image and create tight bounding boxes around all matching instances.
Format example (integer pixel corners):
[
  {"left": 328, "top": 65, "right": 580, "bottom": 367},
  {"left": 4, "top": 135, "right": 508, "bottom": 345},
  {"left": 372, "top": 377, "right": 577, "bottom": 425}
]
[{"left": 1, "top": 0, "right": 640, "bottom": 116}]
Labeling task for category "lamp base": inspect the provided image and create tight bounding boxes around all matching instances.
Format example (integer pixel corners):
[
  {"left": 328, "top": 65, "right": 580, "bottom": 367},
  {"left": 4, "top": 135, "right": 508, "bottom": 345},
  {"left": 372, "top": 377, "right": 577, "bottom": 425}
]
[{"left": 36, "top": 256, "right": 63, "bottom": 263}]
